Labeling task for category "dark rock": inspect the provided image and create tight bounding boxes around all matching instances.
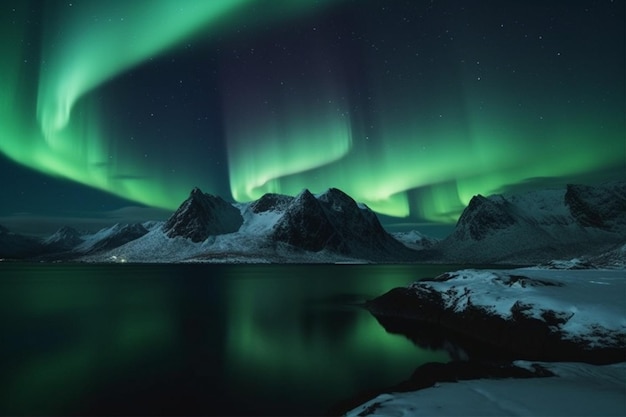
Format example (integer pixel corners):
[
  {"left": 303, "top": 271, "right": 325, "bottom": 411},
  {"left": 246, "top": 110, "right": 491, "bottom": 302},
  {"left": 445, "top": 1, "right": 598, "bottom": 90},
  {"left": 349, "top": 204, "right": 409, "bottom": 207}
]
[
  {"left": 164, "top": 187, "right": 243, "bottom": 242},
  {"left": 565, "top": 182, "right": 626, "bottom": 229},
  {"left": 453, "top": 195, "right": 516, "bottom": 241},
  {"left": 272, "top": 189, "right": 335, "bottom": 252},
  {"left": 250, "top": 193, "right": 293, "bottom": 213},
  {"left": 366, "top": 280, "right": 625, "bottom": 365}
]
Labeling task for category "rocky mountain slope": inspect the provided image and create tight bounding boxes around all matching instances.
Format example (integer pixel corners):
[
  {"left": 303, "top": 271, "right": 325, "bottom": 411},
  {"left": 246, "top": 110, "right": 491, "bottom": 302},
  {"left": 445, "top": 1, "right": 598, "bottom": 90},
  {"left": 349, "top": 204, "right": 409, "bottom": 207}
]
[
  {"left": 436, "top": 181, "right": 626, "bottom": 264},
  {"left": 164, "top": 187, "right": 243, "bottom": 242},
  {"left": 272, "top": 188, "right": 416, "bottom": 261}
]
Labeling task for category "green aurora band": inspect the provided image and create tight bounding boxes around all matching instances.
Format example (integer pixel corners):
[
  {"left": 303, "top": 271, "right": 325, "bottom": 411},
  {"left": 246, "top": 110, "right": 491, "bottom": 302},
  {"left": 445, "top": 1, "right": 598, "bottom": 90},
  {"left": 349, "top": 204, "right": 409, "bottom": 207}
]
[{"left": 1, "top": 1, "right": 624, "bottom": 223}]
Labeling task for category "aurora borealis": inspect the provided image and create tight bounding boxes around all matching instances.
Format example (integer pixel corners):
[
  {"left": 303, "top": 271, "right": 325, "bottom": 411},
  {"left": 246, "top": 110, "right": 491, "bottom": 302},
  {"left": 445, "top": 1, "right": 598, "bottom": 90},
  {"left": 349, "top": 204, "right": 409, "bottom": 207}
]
[{"left": 1, "top": 0, "right": 624, "bottom": 232}]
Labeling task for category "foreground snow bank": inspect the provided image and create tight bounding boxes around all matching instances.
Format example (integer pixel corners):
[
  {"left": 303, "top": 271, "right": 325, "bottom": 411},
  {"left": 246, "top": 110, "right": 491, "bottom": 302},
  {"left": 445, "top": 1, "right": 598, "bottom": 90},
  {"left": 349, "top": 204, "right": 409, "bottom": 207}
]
[
  {"left": 346, "top": 361, "right": 626, "bottom": 417},
  {"left": 367, "top": 268, "right": 626, "bottom": 363}
]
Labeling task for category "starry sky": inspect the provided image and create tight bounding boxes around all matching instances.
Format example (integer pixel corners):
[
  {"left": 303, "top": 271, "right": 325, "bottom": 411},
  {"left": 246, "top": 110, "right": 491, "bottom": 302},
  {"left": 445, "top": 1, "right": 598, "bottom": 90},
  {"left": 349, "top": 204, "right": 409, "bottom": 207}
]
[{"left": 1, "top": 0, "right": 624, "bottom": 236}]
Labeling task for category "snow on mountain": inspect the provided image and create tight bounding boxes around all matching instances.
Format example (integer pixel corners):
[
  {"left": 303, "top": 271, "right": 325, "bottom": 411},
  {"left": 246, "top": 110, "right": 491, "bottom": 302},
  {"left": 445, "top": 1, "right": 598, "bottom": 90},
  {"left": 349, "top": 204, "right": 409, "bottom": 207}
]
[
  {"left": 163, "top": 187, "right": 243, "bottom": 242},
  {"left": 42, "top": 226, "right": 83, "bottom": 250},
  {"left": 585, "top": 242, "right": 626, "bottom": 269},
  {"left": 82, "top": 187, "right": 419, "bottom": 263},
  {"left": 75, "top": 223, "right": 149, "bottom": 254},
  {"left": 437, "top": 182, "right": 626, "bottom": 264},
  {"left": 346, "top": 361, "right": 626, "bottom": 417},
  {"left": 392, "top": 230, "right": 440, "bottom": 250}
]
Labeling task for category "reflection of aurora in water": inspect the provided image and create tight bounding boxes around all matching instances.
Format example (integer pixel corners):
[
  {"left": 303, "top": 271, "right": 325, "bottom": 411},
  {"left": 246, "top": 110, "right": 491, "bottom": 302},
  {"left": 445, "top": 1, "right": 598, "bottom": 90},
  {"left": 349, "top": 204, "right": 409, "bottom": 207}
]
[
  {"left": 0, "top": 264, "right": 451, "bottom": 415},
  {"left": 1, "top": 1, "right": 623, "bottom": 224}
]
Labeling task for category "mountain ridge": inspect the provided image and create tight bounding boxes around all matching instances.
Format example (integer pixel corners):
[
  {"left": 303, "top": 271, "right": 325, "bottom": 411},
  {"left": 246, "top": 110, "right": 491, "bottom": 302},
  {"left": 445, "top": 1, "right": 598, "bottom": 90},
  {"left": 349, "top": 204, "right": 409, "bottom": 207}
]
[{"left": 0, "top": 181, "right": 624, "bottom": 265}]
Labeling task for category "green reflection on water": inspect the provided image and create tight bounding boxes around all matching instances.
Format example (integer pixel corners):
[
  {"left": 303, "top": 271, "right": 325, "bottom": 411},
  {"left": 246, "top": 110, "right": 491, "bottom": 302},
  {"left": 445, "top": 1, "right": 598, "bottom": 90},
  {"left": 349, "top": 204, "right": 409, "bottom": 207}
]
[
  {"left": 0, "top": 264, "right": 178, "bottom": 414},
  {"left": 223, "top": 265, "right": 452, "bottom": 408},
  {"left": 0, "top": 263, "right": 456, "bottom": 415}
]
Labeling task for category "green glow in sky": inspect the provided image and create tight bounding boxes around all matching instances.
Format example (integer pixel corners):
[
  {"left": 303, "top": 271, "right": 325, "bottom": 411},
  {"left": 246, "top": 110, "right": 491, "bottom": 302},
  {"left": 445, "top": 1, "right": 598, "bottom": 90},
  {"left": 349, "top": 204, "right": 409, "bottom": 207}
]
[
  {"left": 225, "top": 78, "right": 353, "bottom": 202},
  {"left": 0, "top": 1, "right": 623, "bottom": 223},
  {"left": 1, "top": 0, "right": 257, "bottom": 210}
]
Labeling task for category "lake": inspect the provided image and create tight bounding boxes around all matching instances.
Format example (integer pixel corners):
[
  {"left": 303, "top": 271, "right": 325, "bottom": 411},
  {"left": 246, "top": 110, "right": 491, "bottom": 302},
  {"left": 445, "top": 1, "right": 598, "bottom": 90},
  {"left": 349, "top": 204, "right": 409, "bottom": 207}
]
[{"left": 0, "top": 263, "right": 463, "bottom": 415}]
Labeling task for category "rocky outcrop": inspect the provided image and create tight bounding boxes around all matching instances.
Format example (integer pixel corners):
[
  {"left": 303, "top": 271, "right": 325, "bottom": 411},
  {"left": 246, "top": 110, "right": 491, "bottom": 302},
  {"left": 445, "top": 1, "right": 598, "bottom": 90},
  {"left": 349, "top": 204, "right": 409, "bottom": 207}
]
[
  {"left": 164, "top": 187, "right": 243, "bottom": 242},
  {"left": 366, "top": 270, "right": 626, "bottom": 365}
]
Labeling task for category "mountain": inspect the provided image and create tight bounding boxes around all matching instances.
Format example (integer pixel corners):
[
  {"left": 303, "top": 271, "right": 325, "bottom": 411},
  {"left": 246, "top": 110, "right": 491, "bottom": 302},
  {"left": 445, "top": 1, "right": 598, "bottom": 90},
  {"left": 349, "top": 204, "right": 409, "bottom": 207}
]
[
  {"left": 436, "top": 181, "right": 626, "bottom": 264},
  {"left": 272, "top": 188, "right": 416, "bottom": 261},
  {"left": 163, "top": 187, "right": 243, "bottom": 242},
  {"left": 5, "top": 182, "right": 624, "bottom": 264},
  {"left": 76, "top": 223, "right": 149, "bottom": 254},
  {"left": 77, "top": 187, "right": 419, "bottom": 263},
  {"left": 42, "top": 226, "right": 83, "bottom": 251},
  {"left": 392, "top": 230, "right": 440, "bottom": 250},
  {"left": 0, "top": 225, "right": 42, "bottom": 259},
  {"left": 0, "top": 225, "right": 40, "bottom": 258}
]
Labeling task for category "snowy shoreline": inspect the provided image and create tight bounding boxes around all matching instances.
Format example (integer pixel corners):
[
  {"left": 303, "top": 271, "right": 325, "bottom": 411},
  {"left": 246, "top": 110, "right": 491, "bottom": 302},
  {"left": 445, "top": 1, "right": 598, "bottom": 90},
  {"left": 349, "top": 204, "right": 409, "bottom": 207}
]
[{"left": 342, "top": 267, "right": 626, "bottom": 416}]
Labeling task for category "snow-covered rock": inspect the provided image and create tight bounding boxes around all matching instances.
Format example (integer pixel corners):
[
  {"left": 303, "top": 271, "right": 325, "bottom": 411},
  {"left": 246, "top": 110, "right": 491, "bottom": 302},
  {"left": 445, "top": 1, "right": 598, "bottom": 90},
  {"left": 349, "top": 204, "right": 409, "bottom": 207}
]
[
  {"left": 367, "top": 268, "right": 626, "bottom": 364},
  {"left": 437, "top": 181, "right": 626, "bottom": 264},
  {"left": 585, "top": 243, "right": 626, "bottom": 269}
]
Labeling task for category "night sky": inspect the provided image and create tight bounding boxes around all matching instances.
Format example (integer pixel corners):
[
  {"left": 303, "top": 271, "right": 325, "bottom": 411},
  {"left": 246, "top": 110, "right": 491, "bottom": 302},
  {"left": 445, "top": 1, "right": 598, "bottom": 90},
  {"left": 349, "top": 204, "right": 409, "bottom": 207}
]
[{"left": 1, "top": 0, "right": 624, "bottom": 236}]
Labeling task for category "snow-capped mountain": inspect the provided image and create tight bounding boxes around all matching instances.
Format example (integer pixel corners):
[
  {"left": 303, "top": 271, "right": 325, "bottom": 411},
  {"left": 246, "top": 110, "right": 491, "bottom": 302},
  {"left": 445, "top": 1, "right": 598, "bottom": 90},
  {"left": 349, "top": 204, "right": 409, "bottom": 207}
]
[
  {"left": 164, "top": 187, "right": 243, "bottom": 242},
  {"left": 272, "top": 188, "right": 416, "bottom": 261},
  {"left": 75, "top": 223, "right": 149, "bottom": 254},
  {"left": 79, "top": 187, "right": 419, "bottom": 263},
  {"left": 42, "top": 226, "right": 83, "bottom": 251},
  {"left": 436, "top": 182, "right": 626, "bottom": 264},
  {"left": 5, "top": 182, "right": 625, "bottom": 264}
]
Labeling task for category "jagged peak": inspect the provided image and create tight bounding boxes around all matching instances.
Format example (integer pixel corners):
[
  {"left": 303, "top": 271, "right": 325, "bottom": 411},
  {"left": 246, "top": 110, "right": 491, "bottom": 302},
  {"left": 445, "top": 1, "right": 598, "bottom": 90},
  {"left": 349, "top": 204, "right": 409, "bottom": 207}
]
[
  {"left": 190, "top": 186, "right": 204, "bottom": 197},
  {"left": 294, "top": 188, "right": 314, "bottom": 199}
]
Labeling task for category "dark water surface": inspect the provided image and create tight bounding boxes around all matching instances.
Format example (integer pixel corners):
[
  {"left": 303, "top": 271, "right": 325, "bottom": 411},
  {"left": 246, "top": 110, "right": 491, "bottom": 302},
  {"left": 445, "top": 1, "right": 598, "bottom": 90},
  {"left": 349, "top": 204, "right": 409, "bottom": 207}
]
[{"left": 0, "top": 263, "right": 460, "bottom": 416}]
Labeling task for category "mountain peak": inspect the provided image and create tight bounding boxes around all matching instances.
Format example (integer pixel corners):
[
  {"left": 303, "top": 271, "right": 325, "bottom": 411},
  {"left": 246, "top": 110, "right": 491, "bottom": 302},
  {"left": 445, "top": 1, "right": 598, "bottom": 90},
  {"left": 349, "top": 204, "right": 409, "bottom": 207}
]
[
  {"left": 164, "top": 188, "right": 243, "bottom": 242},
  {"left": 440, "top": 181, "right": 626, "bottom": 264},
  {"left": 272, "top": 187, "right": 415, "bottom": 260},
  {"left": 43, "top": 226, "right": 83, "bottom": 249},
  {"left": 190, "top": 187, "right": 204, "bottom": 198},
  {"left": 453, "top": 194, "right": 515, "bottom": 240}
]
